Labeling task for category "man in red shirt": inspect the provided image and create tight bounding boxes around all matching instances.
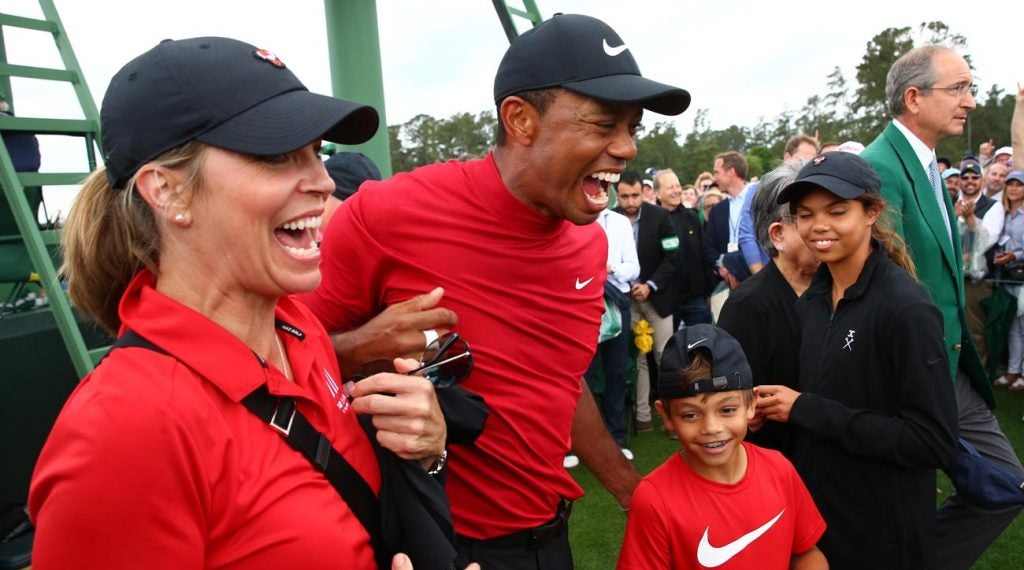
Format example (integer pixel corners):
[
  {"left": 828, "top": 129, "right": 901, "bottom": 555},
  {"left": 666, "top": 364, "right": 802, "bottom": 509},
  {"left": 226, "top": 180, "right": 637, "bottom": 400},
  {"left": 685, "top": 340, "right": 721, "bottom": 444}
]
[{"left": 302, "top": 13, "right": 691, "bottom": 568}]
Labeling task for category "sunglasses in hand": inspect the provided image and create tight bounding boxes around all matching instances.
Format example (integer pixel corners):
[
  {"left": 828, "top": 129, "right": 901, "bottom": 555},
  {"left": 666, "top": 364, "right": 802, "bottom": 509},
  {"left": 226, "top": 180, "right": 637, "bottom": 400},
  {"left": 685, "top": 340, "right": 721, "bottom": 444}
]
[{"left": 409, "top": 332, "right": 474, "bottom": 388}]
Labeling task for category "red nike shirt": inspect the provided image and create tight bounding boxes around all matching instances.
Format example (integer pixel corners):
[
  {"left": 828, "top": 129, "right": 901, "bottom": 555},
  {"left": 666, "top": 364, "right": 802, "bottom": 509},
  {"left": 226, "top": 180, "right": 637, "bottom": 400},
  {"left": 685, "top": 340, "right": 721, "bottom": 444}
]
[{"left": 618, "top": 443, "right": 825, "bottom": 569}]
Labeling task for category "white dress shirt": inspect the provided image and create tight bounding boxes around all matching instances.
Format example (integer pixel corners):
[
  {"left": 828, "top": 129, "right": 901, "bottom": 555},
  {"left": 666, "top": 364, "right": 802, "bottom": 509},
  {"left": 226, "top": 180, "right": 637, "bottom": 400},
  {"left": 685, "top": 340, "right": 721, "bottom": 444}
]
[{"left": 598, "top": 209, "right": 640, "bottom": 293}]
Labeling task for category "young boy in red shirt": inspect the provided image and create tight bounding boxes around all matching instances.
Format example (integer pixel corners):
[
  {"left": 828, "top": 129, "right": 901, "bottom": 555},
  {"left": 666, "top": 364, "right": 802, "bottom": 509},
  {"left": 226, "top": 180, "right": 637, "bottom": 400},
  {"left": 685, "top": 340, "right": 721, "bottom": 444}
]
[{"left": 617, "top": 324, "right": 827, "bottom": 569}]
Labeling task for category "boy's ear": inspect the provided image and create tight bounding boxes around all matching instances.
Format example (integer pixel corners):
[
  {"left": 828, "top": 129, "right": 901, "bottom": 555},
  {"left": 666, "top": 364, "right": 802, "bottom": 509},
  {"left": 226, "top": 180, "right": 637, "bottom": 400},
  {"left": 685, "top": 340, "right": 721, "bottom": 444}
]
[
  {"left": 745, "top": 395, "right": 756, "bottom": 420},
  {"left": 654, "top": 400, "right": 671, "bottom": 427}
]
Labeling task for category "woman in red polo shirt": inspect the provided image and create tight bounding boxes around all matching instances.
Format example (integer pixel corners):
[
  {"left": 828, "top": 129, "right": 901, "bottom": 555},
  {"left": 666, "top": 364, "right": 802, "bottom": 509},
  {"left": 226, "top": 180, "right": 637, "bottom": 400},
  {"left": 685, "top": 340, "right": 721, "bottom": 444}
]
[{"left": 28, "top": 37, "right": 448, "bottom": 570}]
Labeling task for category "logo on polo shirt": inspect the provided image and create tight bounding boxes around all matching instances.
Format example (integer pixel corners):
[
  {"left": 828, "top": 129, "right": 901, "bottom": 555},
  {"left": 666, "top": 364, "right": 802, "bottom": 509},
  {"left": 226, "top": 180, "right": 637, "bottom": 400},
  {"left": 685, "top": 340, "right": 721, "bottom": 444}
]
[
  {"left": 324, "top": 368, "right": 350, "bottom": 413},
  {"left": 696, "top": 509, "right": 784, "bottom": 567}
]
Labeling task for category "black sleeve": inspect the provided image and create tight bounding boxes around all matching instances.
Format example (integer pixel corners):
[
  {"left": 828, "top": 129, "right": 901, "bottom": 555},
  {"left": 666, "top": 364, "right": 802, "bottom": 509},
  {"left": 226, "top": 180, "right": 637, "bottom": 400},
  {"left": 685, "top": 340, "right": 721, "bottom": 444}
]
[
  {"left": 703, "top": 204, "right": 724, "bottom": 266},
  {"left": 647, "top": 211, "right": 679, "bottom": 289},
  {"left": 789, "top": 301, "right": 958, "bottom": 468},
  {"left": 717, "top": 295, "right": 770, "bottom": 386}
]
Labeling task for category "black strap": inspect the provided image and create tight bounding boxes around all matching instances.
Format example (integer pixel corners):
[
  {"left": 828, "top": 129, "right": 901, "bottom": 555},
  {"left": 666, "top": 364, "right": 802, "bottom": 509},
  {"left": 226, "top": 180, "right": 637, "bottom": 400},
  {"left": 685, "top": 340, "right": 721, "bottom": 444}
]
[{"left": 110, "top": 330, "right": 382, "bottom": 551}]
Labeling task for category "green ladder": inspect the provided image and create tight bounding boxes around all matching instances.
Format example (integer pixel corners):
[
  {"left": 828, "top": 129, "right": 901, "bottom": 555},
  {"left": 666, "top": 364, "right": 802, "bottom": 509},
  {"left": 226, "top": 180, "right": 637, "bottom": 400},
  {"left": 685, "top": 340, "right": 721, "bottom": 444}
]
[
  {"left": 0, "top": 0, "right": 103, "bottom": 378},
  {"left": 491, "top": 0, "right": 543, "bottom": 42}
]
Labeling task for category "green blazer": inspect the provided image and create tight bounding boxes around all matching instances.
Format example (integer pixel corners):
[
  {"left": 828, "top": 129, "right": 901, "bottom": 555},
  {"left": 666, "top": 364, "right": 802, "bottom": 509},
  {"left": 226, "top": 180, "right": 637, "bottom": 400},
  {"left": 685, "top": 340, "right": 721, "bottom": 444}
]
[{"left": 862, "top": 122, "right": 994, "bottom": 408}]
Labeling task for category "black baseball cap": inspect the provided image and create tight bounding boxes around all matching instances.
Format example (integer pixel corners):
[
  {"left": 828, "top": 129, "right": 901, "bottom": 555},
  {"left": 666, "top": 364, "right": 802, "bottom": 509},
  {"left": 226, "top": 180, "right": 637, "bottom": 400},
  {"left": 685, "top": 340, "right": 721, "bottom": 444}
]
[
  {"left": 658, "top": 324, "right": 753, "bottom": 399},
  {"left": 959, "top": 159, "right": 983, "bottom": 177},
  {"left": 493, "top": 14, "right": 690, "bottom": 116},
  {"left": 101, "top": 37, "right": 380, "bottom": 189},
  {"left": 777, "top": 151, "right": 881, "bottom": 205},
  {"left": 324, "top": 152, "right": 382, "bottom": 201}
]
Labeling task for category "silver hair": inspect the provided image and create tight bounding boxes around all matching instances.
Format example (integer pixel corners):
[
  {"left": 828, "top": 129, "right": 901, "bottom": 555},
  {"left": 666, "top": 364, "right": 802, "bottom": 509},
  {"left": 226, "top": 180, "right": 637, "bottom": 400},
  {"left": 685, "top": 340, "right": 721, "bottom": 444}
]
[
  {"left": 886, "top": 45, "right": 951, "bottom": 118},
  {"left": 653, "top": 168, "right": 677, "bottom": 191},
  {"left": 753, "top": 158, "right": 808, "bottom": 257}
]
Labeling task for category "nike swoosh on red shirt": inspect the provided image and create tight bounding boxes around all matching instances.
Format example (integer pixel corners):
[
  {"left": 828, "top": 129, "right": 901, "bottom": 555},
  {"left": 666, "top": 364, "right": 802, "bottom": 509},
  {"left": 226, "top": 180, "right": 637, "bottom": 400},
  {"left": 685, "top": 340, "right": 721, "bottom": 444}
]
[{"left": 696, "top": 509, "right": 785, "bottom": 567}]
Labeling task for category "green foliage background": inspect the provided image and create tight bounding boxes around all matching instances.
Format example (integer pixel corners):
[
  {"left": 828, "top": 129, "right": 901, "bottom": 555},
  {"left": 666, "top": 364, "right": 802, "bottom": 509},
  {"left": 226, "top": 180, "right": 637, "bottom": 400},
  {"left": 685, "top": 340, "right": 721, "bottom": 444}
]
[{"left": 387, "top": 21, "right": 1016, "bottom": 182}]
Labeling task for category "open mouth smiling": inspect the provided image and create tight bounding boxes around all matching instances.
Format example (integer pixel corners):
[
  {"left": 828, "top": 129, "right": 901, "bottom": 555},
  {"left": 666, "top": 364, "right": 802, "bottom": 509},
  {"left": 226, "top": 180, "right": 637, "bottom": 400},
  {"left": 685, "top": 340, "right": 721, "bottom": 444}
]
[
  {"left": 583, "top": 171, "right": 620, "bottom": 207},
  {"left": 275, "top": 215, "right": 322, "bottom": 258}
]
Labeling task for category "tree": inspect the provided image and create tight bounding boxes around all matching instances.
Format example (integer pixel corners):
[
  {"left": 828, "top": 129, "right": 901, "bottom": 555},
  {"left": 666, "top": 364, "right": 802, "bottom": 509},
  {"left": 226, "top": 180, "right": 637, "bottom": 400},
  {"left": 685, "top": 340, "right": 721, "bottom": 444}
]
[{"left": 389, "top": 111, "right": 497, "bottom": 172}]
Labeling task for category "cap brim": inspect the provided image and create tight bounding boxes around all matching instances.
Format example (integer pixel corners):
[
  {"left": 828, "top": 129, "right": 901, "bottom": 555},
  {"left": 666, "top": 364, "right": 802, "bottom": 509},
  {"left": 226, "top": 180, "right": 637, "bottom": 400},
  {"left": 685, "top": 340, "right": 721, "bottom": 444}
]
[
  {"left": 563, "top": 75, "right": 691, "bottom": 116},
  {"left": 197, "top": 90, "right": 379, "bottom": 155},
  {"left": 777, "top": 176, "right": 865, "bottom": 205}
]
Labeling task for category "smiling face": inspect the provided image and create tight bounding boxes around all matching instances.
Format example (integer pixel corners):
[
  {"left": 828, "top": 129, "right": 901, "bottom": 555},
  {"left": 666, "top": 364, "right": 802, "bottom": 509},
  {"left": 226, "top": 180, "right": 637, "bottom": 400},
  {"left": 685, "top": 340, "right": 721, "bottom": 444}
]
[
  {"left": 656, "top": 171, "right": 683, "bottom": 209},
  {"left": 960, "top": 171, "right": 982, "bottom": 196},
  {"left": 516, "top": 90, "right": 642, "bottom": 225},
  {"left": 656, "top": 391, "right": 754, "bottom": 482},
  {"left": 182, "top": 142, "right": 333, "bottom": 299},
  {"left": 794, "top": 188, "right": 878, "bottom": 272}
]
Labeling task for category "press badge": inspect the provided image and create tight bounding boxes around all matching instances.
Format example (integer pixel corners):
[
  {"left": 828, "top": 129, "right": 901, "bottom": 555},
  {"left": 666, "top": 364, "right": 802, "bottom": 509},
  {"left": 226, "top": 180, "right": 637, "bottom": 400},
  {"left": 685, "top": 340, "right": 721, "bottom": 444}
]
[
  {"left": 727, "top": 242, "right": 739, "bottom": 253},
  {"left": 661, "top": 236, "right": 680, "bottom": 251}
]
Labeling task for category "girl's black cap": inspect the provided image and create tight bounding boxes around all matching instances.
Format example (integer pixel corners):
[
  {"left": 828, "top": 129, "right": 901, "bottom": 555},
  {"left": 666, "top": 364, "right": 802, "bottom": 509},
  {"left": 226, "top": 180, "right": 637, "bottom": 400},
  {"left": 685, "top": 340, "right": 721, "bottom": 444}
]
[
  {"left": 777, "top": 151, "right": 882, "bottom": 205},
  {"left": 101, "top": 37, "right": 379, "bottom": 188}
]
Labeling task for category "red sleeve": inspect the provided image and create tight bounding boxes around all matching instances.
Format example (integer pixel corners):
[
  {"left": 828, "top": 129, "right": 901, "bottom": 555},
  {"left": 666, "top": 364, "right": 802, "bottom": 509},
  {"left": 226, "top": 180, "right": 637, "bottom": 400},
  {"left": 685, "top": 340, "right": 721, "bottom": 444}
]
[
  {"left": 298, "top": 188, "right": 386, "bottom": 332},
  {"left": 29, "top": 368, "right": 207, "bottom": 569},
  {"left": 787, "top": 459, "right": 827, "bottom": 554},
  {"left": 617, "top": 479, "right": 673, "bottom": 570}
]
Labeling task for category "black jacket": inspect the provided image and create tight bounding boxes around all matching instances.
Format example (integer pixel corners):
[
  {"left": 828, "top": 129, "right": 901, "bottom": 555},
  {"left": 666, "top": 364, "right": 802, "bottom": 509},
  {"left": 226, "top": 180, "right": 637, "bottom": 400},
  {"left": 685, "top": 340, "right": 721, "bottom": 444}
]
[
  {"left": 665, "top": 206, "right": 713, "bottom": 299},
  {"left": 615, "top": 202, "right": 678, "bottom": 317},
  {"left": 789, "top": 247, "right": 958, "bottom": 570}
]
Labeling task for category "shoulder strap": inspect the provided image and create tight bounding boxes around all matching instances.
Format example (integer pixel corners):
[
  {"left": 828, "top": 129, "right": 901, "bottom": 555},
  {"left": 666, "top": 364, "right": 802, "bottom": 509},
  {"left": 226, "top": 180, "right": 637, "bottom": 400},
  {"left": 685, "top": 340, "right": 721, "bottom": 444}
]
[{"left": 110, "top": 329, "right": 382, "bottom": 555}]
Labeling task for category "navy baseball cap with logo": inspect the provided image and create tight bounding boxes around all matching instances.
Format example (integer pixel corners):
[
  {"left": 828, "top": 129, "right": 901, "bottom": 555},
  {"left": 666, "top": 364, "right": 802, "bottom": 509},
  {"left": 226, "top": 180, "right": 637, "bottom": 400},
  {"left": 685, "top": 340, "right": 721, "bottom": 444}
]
[
  {"left": 777, "top": 151, "right": 882, "bottom": 205},
  {"left": 959, "top": 159, "right": 983, "bottom": 177},
  {"left": 493, "top": 14, "right": 690, "bottom": 116},
  {"left": 658, "top": 324, "right": 753, "bottom": 399},
  {"left": 101, "top": 37, "right": 379, "bottom": 189}
]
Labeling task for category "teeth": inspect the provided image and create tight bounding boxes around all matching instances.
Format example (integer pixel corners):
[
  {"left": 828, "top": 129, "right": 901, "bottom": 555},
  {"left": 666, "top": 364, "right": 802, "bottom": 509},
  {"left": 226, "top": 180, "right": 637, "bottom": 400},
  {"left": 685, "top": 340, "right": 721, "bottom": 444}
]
[
  {"left": 589, "top": 171, "right": 621, "bottom": 183},
  {"left": 280, "top": 216, "right": 322, "bottom": 231},
  {"left": 285, "top": 242, "right": 320, "bottom": 258},
  {"left": 703, "top": 441, "right": 726, "bottom": 448},
  {"left": 585, "top": 189, "right": 609, "bottom": 206}
]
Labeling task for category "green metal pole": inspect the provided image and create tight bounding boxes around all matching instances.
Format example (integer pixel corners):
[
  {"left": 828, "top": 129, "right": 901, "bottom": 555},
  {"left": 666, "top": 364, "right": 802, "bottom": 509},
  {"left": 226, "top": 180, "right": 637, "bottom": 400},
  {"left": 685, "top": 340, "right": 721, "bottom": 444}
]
[{"left": 323, "top": 0, "right": 392, "bottom": 177}]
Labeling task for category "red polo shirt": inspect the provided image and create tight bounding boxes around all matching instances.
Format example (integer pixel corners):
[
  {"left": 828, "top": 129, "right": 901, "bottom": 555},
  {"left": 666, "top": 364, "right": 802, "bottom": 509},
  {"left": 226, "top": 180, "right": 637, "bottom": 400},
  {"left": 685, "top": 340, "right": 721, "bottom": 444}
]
[{"left": 29, "top": 270, "right": 380, "bottom": 569}]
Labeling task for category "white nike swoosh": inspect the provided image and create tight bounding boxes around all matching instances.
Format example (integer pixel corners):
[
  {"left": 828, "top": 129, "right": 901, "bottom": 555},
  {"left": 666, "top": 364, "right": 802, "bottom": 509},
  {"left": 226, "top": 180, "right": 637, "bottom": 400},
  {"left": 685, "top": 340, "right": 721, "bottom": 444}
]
[
  {"left": 696, "top": 509, "right": 784, "bottom": 567},
  {"left": 575, "top": 277, "right": 595, "bottom": 290},
  {"left": 686, "top": 338, "right": 707, "bottom": 350},
  {"left": 602, "top": 38, "right": 628, "bottom": 57}
]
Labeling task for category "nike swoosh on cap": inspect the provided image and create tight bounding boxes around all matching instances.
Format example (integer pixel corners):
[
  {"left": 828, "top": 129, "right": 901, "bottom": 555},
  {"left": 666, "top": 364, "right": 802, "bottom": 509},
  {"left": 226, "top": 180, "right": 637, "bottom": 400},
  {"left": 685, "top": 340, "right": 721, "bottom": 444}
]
[
  {"left": 696, "top": 509, "right": 784, "bottom": 568},
  {"left": 602, "top": 38, "right": 628, "bottom": 57},
  {"left": 575, "top": 277, "right": 595, "bottom": 290},
  {"left": 687, "top": 338, "right": 707, "bottom": 350}
]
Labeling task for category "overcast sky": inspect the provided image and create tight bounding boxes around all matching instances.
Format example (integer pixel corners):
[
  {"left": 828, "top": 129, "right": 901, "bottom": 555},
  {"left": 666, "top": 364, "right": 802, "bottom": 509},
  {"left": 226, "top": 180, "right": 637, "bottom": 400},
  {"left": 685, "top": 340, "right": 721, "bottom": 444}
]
[{"left": 3, "top": 0, "right": 1021, "bottom": 181}]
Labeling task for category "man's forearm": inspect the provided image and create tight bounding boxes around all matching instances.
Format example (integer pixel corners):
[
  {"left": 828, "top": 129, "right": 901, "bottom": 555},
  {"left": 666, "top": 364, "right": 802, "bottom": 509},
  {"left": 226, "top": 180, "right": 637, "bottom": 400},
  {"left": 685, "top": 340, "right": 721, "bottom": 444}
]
[{"left": 571, "top": 382, "right": 641, "bottom": 509}]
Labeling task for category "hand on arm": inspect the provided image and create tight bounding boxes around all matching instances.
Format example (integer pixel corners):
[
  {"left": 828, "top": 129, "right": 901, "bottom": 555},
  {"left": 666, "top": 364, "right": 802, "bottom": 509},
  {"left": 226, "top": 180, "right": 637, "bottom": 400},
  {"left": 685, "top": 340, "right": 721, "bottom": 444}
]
[
  {"left": 350, "top": 358, "right": 447, "bottom": 469},
  {"left": 332, "top": 288, "right": 457, "bottom": 377},
  {"left": 571, "top": 384, "right": 641, "bottom": 509}
]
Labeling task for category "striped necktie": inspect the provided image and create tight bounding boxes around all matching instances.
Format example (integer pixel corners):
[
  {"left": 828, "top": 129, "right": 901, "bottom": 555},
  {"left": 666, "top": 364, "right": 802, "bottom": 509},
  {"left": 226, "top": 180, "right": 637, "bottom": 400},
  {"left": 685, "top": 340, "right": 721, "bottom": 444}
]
[{"left": 928, "top": 156, "right": 954, "bottom": 247}]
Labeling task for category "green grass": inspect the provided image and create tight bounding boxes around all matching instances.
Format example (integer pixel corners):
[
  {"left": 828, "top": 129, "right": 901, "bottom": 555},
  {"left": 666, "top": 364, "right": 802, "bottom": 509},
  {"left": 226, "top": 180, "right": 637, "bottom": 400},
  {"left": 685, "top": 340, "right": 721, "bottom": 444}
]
[{"left": 568, "top": 389, "right": 1024, "bottom": 569}]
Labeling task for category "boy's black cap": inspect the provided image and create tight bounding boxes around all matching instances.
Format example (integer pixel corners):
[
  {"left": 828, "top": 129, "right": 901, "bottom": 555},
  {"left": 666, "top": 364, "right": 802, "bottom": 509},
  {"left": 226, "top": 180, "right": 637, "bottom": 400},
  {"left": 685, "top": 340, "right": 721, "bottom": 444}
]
[
  {"left": 101, "top": 37, "right": 380, "bottom": 189},
  {"left": 658, "top": 324, "right": 752, "bottom": 399},
  {"left": 493, "top": 14, "right": 690, "bottom": 116},
  {"left": 324, "top": 152, "right": 382, "bottom": 201},
  {"left": 777, "top": 151, "right": 881, "bottom": 205}
]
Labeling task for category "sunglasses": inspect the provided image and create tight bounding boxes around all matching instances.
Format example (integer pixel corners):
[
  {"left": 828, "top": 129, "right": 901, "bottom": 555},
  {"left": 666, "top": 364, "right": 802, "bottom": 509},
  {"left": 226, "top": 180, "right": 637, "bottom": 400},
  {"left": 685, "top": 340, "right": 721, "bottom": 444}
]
[{"left": 408, "top": 332, "right": 474, "bottom": 388}]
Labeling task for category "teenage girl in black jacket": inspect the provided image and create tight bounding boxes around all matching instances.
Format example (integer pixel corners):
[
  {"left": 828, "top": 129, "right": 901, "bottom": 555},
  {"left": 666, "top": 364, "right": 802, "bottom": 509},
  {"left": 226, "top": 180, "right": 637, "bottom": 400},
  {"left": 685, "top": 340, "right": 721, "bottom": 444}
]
[{"left": 755, "top": 152, "right": 958, "bottom": 570}]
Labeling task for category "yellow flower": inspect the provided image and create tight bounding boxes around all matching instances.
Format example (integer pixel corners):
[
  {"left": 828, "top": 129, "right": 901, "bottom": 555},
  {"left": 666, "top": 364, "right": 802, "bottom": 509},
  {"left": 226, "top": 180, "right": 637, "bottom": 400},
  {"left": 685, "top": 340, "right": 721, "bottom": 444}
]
[{"left": 633, "top": 319, "right": 654, "bottom": 354}]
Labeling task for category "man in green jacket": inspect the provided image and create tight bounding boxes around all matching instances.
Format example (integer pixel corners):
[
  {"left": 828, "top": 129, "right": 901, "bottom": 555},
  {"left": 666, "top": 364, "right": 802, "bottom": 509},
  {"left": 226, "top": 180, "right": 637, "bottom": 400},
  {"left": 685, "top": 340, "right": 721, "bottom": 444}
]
[{"left": 862, "top": 45, "right": 1023, "bottom": 569}]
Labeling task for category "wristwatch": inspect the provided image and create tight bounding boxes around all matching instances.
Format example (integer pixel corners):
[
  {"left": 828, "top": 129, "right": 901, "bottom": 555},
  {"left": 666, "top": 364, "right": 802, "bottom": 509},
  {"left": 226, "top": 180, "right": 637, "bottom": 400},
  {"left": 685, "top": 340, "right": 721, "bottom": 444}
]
[{"left": 427, "top": 449, "right": 448, "bottom": 476}]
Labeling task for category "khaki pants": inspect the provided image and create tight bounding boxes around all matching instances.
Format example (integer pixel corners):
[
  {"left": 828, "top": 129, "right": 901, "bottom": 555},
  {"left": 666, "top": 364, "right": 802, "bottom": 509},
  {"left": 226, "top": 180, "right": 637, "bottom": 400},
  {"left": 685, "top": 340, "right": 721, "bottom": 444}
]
[{"left": 964, "top": 279, "right": 992, "bottom": 367}]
